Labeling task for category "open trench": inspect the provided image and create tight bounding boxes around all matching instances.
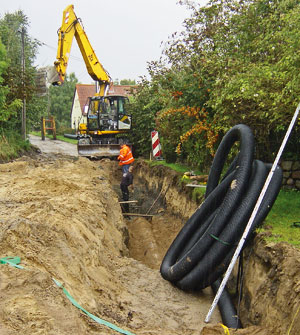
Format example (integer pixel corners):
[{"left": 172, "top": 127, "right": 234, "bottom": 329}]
[
  {"left": 112, "top": 169, "right": 182, "bottom": 270},
  {"left": 111, "top": 160, "right": 300, "bottom": 335},
  {"left": 109, "top": 161, "right": 228, "bottom": 330}
]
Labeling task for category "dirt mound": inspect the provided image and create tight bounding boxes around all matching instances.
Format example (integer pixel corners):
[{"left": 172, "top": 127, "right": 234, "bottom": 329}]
[
  {"left": 234, "top": 236, "right": 300, "bottom": 334},
  {"left": 0, "top": 154, "right": 221, "bottom": 334}
]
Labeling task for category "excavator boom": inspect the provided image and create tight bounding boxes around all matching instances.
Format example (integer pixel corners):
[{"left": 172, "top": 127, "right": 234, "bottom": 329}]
[{"left": 53, "top": 4, "right": 110, "bottom": 96}]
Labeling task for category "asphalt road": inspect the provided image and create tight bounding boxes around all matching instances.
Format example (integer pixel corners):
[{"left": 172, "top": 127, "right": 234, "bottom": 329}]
[{"left": 28, "top": 134, "right": 78, "bottom": 156}]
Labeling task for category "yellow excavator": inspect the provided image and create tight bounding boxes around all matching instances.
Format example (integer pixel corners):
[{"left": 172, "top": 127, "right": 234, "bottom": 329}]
[{"left": 51, "top": 4, "right": 132, "bottom": 157}]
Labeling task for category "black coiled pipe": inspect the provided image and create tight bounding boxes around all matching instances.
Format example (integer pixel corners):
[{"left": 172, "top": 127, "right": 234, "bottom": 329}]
[{"left": 160, "top": 124, "right": 283, "bottom": 325}]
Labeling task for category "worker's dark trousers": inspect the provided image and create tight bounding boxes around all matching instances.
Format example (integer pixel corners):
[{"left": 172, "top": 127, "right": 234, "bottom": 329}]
[{"left": 120, "top": 184, "right": 129, "bottom": 213}]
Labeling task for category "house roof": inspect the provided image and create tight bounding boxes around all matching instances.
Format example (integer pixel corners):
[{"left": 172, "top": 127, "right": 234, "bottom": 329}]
[
  {"left": 75, "top": 84, "right": 97, "bottom": 112},
  {"left": 107, "top": 85, "right": 136, "bottom": 96},
  {"left": 73, "top": 84, "right": 137, "bottom": 114}
]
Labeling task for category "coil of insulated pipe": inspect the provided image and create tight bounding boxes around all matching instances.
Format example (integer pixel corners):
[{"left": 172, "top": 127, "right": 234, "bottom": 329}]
[{"left": 160, "top": 124, "right": 283, "bottom": 328}]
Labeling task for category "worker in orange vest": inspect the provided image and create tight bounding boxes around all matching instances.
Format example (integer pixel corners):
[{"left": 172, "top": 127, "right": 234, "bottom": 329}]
[{"left": 118, "top": 143, "right": 134, "bottom": 173}]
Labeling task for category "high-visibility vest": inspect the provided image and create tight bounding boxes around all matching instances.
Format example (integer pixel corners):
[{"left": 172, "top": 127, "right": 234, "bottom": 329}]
[{"left": 118, "top": 145, "right": 134, "bottom": 166}]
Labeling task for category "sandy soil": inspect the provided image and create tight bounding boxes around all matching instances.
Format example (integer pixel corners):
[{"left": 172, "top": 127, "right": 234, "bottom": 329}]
[
  {"left": 0, "top": 136, "right": 222, "bottom": 334},
  {"left": 2, "top": 136, "right": 298, "bottom": 335}
]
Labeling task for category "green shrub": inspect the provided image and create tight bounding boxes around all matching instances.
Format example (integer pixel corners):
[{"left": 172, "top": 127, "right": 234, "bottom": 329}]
[{"left": 0, "top": 130, "right": 30, "bottom": 161}]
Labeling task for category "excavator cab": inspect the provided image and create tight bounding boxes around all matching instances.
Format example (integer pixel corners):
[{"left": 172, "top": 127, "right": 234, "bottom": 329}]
[
  {"left": 87, "top": 95, "right": 131, "bottom": 133},
  {"left": 77, "top": 95, "right": 132, "bottom": 157}
]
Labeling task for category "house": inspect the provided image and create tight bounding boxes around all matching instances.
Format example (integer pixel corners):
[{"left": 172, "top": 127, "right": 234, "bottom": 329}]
[{"left": 70, "top": 84, "right": 136, "bottom": 130}]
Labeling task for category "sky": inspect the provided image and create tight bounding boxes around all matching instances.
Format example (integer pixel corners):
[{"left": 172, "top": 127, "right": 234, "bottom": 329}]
[{"left": 0, "top": 0, "right": 208, "bottom": 84}]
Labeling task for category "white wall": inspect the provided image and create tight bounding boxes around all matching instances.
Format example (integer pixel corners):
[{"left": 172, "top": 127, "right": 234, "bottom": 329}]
[{"left": 71, "top": 90, "right": 87, "bottom": 130}]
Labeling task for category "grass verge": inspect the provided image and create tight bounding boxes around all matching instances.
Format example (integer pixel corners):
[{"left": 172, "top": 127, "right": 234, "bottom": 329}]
[
  {"left": 147, "top": 159, "right": 204, "bottom": 175},
  {"left": 147, "top": 159, "right": 208, "bottom": 204},
  {"left": 260, "top": 189, "right": 300, "bottom": 247},
  {"left": 0, "top": 131, "right": 31, "bottom": 162},
  {"left": 30, "top": 131, "right": 77, "bottom": 144}
]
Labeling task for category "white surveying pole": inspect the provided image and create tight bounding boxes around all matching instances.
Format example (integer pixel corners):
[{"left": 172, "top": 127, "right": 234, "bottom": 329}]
[{"left": 205, "top": 102, "right": 300, "bottom": 323}]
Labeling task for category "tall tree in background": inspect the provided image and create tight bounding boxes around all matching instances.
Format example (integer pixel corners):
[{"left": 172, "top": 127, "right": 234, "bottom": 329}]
[
  {"left": 120, "top": 79, "right": 136, "bottom": 85},
  {"left": 130, "top": 0, "right": 300, "bottom": 166},
  {"left": 0, "top": 37, "right": 22, "bottom": 128},
  {"left": 167, "top": 0, "right": 300, "bottom": 160},
  {"left": 0, "top": 10, "right": 45, "bottom": 132},
  {"left": 49, "top": 73, "right": 78, "bottom": 129}
]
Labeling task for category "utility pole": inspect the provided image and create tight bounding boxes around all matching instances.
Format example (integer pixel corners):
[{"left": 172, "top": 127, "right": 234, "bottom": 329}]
[{"left": 21, "top": 27, "right": 26, "bottom": 140}]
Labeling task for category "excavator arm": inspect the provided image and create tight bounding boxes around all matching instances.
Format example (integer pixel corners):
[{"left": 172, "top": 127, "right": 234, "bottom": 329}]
[{"left": 52, "top": 4, "right": 111, "bottom": 96}]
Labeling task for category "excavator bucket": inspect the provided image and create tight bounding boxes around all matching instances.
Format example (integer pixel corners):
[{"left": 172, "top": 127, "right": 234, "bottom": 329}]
[
  {"left": 47, "top": 65, "right": 62, "bottom": 86},
  {"left": 77, "top": 143, "right": 120, "bottom": 157}
]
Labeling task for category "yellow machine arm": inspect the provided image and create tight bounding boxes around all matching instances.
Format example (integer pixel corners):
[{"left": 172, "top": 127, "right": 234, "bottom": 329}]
[{"left": 53, "top": 4, "right": 111, "bottom": 96}]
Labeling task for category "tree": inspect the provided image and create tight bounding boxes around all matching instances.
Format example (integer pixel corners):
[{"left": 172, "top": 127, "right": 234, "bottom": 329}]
[
  {"left": 120, "top": 0, "right": 300, "bottom": 165},
  {"left": 127, "top": 76, "right": 168, "bottom": 157},
  {"left": 173, "top": 0, "right": 300, "bottom": 160},
  {"left": 134, "top": 0, "right": 300, "bottom": 164},
  {"left": 0, "top": 10, "right": 44, "bottom": 132},
  {"left": 0, "top": 39, "right": 9, "bottom": 118},
  {"left": 49, "top": 73, "right": 78, "bottom": 129},
  {"left": 0, "top": 36, "right": 22, "bottom": 130},
  {"left": 120, "top": 79, "right": 136, "bottom": 85}
]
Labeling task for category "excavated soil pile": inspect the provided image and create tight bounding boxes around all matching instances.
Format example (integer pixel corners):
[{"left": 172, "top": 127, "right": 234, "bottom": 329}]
[{"left": 0, "top": 153, "right": 222, "bottom": 335}]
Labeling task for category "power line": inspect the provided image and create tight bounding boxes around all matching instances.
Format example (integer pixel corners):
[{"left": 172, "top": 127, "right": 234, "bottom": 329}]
[{"left": 39, "top": 41, "right": 83, "bottom": 62}]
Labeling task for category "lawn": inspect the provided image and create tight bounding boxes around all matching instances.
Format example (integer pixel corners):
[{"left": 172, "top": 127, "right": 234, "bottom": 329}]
[
  {"left": 30, "top": 131, "right": 78, "bottom": 144},
  {"left": 261, "top": 189, "right": 300, "bottom": 248},
  {"left": 147, "top": 159, "right": 204, "bottom": 175}
]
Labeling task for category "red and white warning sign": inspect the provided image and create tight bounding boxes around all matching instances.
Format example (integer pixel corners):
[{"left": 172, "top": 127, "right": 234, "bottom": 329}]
[{"left": 151, "top": 130, "right": 162, "bottom": 159}]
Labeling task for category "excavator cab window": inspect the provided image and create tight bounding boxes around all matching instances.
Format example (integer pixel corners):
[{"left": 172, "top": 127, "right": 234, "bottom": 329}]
[
  {"left": 87, "top": 97, "right": 102, "bottom": 131},
  {"left": 105, "top": 98, "right": 118, "bottom": 131},
  {"left": 87, "top": 96, "right": 131, "bottom": 132},
  {"left": 115, "top": 96, "right": 131, "bottom": 130}
]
